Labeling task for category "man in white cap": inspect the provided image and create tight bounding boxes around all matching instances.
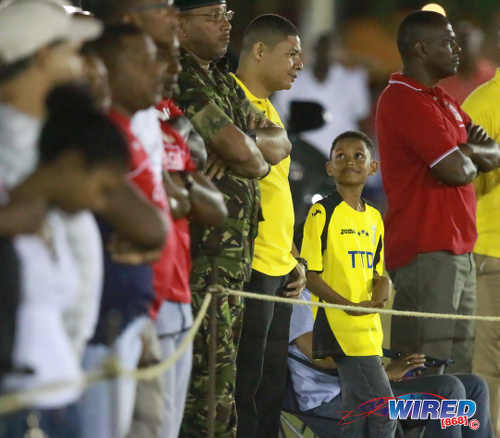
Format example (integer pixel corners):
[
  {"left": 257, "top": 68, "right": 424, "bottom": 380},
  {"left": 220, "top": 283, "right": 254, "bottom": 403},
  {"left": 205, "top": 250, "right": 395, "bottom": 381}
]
[
  {"left": 0, "top": 0, "right": 101, "bottom": 187},
  {"left": 0, "top": 1, "right": 100, "bottom": 435}
]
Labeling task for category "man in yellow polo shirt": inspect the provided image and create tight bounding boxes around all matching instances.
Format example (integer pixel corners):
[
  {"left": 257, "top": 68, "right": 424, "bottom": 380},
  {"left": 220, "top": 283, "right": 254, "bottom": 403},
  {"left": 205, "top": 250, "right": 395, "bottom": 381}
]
[
  {"left": 463, "top": 68, "right": 500, "bottom": 436},
  {"left": 230, "top": 14, "right": 306, "bottom": 438}
]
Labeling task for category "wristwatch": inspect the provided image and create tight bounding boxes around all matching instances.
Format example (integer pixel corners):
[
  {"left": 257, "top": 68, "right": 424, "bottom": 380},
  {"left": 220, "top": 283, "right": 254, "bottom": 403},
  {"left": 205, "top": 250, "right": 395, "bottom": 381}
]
[{"left": 296, "top": 257, "right": 308, "bottom": 271}]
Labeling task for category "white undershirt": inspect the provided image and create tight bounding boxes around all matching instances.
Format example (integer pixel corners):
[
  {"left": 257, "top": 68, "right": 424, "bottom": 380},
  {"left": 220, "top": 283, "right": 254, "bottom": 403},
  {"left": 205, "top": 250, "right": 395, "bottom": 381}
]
[{"left": 5, "top": 210, "right": 83, "bottom": 408}]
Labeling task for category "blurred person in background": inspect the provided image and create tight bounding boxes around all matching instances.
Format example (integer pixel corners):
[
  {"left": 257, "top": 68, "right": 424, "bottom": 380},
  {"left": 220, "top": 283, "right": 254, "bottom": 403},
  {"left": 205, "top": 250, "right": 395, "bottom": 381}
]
[
  {"left": 174, "top": 0, "right": 292, "bottom": 436},
  {"left": 1, "top": 85, "right": 131, "bottom": 438},
  {"left": 462, "top": 30, "right": 500, "bottom": 435},
  {"left": 230, "top": 14, "right": 306, "bottom": 438},
  {"left": 85, "top": 1, "right": 229, "bottom": 436},
  {"left": 273, "top": 32, "right": 371, "bottom": 159},
  {"left": 439, "top": 21, "right": 496, "bottom": 104},
  {"left": 77, "top": 25, "right": 170, "bottom": 438},
  {"left": 377, "top": 11, "right": 500, "bottom": 375},
  {"left": 0, "top": 1, "right": 100, "bottom": 426}
]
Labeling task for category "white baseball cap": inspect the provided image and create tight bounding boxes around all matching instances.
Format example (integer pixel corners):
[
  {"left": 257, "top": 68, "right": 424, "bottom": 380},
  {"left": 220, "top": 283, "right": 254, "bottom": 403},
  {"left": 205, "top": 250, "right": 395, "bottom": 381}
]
[{"left": 0, "top": 0, "right": 102, "bottom": 66}]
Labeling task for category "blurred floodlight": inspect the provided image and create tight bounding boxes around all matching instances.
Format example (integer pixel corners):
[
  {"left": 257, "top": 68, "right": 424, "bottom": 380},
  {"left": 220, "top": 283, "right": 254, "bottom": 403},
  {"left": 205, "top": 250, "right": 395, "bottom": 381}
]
[
  {"left": 421, "top": 3, "right": 447, "bottom": 16},
  {"left": 63, "top": 5, "right": 91, "bottom": 15}
]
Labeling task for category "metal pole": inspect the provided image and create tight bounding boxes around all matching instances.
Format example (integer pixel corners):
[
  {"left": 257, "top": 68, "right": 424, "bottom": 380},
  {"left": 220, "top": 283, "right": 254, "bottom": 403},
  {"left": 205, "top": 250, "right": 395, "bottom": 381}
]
[
  {"left": 208, "top": 294, "right": 219, "bottom": 438},
  {"left": 207, "top": 294, "right": 217, "bottom": 438}
]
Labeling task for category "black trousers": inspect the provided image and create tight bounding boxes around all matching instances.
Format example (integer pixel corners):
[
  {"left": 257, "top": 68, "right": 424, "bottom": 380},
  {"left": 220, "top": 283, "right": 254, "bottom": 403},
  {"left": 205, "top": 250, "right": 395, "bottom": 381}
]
[
  {"left": 235, "top": 269, "right": 292, "bottom": 438},
  {"left": 0, "top": 238, "right": 20, "bottom": 376}
]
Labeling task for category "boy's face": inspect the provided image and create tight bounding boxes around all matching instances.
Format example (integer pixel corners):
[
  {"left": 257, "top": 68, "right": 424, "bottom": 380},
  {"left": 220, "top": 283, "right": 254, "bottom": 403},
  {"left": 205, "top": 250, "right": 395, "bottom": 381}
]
[
  {"left": 326, "top": 137, "right": 378, "bottom": 186},
  {"left": 260, "top": 35, "right": 303, "bottom": 92}
]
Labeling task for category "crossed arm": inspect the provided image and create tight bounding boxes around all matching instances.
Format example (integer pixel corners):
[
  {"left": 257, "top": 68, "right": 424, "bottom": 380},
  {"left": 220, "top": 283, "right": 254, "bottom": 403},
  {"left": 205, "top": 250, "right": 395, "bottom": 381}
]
[{"left": 431, "top": 123, "right": 500, "bottom": 186}]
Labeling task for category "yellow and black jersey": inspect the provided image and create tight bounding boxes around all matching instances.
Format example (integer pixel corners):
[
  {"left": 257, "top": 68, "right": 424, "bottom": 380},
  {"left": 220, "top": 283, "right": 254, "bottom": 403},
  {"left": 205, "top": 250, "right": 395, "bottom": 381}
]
[{"left": 300, "top": 191, "right": 384, "bottom": 358}]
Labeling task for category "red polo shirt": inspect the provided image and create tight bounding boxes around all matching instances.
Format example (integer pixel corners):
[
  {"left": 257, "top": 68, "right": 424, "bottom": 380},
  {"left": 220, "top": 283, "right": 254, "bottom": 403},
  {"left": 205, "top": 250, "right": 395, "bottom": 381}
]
[
  {"left": 109, "top": 109, "right": 176, "bottom": 318},
  {"left": 148, "top": 99, "right": 196, "bottom": 313},
  {"left": 376, "top": 73, "right": 477, "bottom": 270}
]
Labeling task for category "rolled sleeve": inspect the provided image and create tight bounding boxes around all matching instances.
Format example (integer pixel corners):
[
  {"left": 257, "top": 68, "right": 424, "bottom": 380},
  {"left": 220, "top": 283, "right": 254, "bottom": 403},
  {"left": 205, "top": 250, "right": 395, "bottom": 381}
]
[{"left": 190, "top": 101, "right": 233, "bottom": 144}]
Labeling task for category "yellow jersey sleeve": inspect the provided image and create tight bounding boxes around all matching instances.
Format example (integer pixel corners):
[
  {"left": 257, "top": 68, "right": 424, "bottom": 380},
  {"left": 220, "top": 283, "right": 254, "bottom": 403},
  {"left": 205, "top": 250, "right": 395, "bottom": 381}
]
[{"left": 300, "top": 203, "right": 327, "bottom": 272}]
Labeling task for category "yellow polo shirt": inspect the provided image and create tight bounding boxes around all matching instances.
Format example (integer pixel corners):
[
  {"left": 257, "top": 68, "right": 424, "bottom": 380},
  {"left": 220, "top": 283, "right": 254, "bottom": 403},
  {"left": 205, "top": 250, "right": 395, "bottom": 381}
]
[
  {"left": 231, "top": 73, "right": 297, "bottom": 276},
  {"left": 463, "top": 69, "right": 500, "bottom": 258}
]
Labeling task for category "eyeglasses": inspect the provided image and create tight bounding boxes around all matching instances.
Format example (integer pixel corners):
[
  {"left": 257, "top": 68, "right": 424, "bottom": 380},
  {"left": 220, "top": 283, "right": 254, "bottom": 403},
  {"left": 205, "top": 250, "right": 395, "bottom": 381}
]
[{"left": 187, "top": 9, "right": 234, "bottom": 22}]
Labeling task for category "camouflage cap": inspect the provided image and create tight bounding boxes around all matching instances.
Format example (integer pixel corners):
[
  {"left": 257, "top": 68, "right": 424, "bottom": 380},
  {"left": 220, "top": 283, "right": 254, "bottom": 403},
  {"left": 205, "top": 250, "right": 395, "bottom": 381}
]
[{"left": 174, "top": 0, "right": 226, "bottom": 11}]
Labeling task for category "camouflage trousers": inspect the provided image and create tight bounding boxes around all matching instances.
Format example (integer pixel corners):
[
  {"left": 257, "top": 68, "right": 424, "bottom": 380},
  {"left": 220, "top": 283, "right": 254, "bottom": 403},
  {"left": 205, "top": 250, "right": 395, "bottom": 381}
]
[{"left": 179, "top": 258, "right": 245, "bottom": 438}]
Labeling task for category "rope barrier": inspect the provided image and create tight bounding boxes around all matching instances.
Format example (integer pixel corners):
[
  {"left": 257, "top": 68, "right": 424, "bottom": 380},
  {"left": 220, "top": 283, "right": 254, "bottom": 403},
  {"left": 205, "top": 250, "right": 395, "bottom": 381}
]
[
  {"left": 216, "top": 286, "right": 500, "bottom": 322},
  {"left": 0, "top": 294, "right": 212, "bottom": 416},
  {"left": 1, "top": 285, "right": 499, "bottom": 416}
]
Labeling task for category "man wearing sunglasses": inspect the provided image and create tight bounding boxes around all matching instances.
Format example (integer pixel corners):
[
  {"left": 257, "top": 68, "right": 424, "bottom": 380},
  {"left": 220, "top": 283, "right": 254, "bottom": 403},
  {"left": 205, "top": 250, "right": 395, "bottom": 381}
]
[{"left": 173, "top": 1, "right": 292, "bottom": 437}]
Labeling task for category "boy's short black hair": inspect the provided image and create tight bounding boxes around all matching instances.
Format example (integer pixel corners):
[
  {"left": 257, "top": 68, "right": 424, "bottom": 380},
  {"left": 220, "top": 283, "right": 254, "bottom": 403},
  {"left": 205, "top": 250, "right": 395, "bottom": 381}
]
[
  {"left": 329, "top": 131, "right": 375, "bottom": 160},
  {"left": 40, "top": 84, "right": 130, "bottom": 168},
  {"left": 397, "top": 11, "right": 450, "bottom": 60},
  {"left": 241, "top": 14, "right": 298, "bottom": 54}
]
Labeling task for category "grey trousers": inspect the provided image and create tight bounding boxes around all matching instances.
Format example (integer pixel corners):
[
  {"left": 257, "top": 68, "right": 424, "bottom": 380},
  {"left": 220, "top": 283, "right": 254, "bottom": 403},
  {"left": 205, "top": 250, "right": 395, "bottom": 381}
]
[
  {"left": 390, "top": 251, "right": 476, "bottom": 374},
  {"left": 336, "top": 356, "right": 397, "bottom": 438},
  {"left": 473, "top": 253, "right": 500, "bottom": 438}
]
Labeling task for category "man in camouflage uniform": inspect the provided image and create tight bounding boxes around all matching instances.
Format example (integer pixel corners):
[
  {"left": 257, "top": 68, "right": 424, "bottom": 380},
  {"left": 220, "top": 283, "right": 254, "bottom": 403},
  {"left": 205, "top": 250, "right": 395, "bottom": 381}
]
[{"left": 173, "top": 1, "right": 293, "bottom": 436}]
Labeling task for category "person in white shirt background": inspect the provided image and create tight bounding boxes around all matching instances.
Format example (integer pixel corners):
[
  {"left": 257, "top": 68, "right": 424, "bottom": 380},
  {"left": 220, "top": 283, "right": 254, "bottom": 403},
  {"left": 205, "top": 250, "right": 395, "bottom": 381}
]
[{"left": 273, "top": 32, "right": 371, "bottom": 159}]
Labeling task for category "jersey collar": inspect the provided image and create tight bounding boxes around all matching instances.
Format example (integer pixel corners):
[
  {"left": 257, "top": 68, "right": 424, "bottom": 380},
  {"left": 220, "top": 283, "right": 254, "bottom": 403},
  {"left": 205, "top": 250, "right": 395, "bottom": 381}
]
[
  {"left": 388, "top": 72, "right": 437, "bottom": 94},
  {"left": 230, "top": 72, "right": 269, "bottom": 105}
]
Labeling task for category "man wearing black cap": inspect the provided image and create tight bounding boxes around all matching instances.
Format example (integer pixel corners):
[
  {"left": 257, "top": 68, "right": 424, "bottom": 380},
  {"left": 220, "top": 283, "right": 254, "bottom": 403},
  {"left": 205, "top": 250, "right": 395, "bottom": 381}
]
[{"left": 174, "top": 1, "right": 292, "bottom": 437}]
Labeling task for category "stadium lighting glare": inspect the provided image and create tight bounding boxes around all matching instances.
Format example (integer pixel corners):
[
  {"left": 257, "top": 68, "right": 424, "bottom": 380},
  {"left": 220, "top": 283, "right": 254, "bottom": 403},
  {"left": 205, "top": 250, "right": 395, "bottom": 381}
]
[
  {"left": 311, "top": 193, "right": 324, "bottom": 204},
  {"left": 63, "top": 5, "right": 91, "bottom": 15},
  {"left": 421, "top": 3, "right": 447, "bottom": 16}
]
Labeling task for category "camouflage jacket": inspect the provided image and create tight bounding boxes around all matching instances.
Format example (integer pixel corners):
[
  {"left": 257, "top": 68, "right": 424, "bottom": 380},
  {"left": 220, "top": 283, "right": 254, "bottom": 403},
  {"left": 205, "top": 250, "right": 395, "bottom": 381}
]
[{"left": 174, "top": 50, "right": 265, "bottom": 283}]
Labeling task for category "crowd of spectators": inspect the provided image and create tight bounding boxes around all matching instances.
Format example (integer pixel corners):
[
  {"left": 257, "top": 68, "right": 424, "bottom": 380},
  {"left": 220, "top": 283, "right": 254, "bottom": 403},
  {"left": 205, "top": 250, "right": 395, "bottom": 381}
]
[{"left": 0, "top": 1, "right": 500, "bottom": 438}]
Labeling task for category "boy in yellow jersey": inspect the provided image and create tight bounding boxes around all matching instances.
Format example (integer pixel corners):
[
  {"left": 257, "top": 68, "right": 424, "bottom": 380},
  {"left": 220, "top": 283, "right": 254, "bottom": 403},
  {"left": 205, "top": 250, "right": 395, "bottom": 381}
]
[
  {"left": 231, "top": 14, "right": 306, "bottom": 438},
  {"left": 300, "top": 131, "right": 396, "bottom": 438}
]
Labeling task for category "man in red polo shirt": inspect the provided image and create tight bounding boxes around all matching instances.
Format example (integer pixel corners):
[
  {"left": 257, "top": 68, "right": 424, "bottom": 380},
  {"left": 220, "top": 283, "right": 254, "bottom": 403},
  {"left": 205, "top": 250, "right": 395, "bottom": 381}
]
[{"left": 376, "top": 11, "right": 500, "bottom": 373}]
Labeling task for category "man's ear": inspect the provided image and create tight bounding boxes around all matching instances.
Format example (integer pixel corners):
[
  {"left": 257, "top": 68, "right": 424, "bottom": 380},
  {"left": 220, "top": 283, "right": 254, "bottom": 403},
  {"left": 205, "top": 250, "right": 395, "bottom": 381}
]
[
  {"left": 414, "top": 40, "right": 427, "bottom": 59},
  {"left": 252, "top": 41, "right": 266, "bottom": 62},
  {"left": 369, "top": 159, "right": 379, "bottom": 176}
]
